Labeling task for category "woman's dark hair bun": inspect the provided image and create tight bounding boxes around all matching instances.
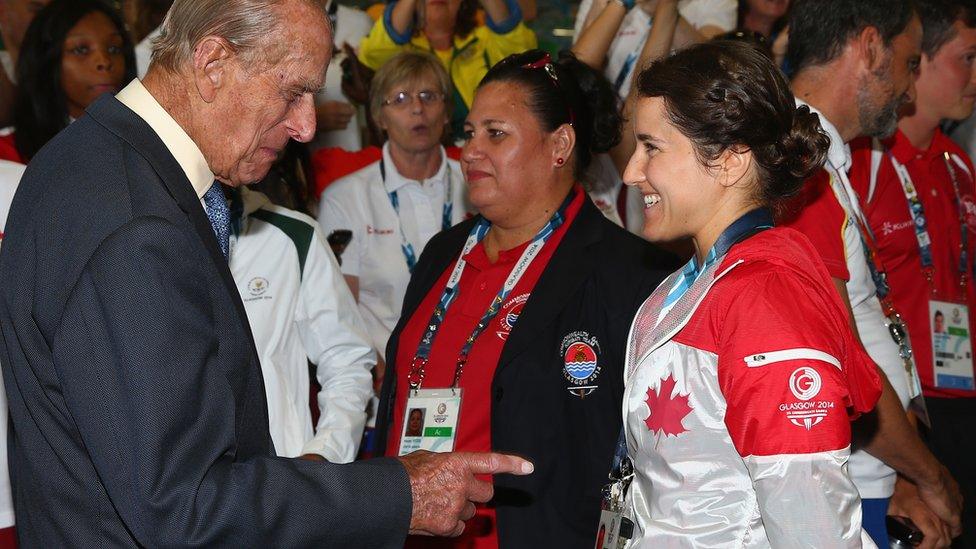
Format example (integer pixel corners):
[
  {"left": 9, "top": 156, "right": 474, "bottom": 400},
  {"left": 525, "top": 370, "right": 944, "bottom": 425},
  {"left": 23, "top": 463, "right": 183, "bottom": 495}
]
[
  {"left": 755, "top": 105, "right": 830, "bottom": 204},
  {"left": 634, "top": 40, "right": 830, "bottom": 207},
  {"left": 479, "top": 49, "right": 622, "bottom": 177}
]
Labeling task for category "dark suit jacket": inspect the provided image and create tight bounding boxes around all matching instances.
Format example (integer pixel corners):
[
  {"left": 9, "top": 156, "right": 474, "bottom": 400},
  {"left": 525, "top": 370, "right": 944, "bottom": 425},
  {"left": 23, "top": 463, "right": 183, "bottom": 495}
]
[
  {"left": 376, "top": 196, "right": 676, "bottom": 548},
  {"left": 0, "top": 95, "right": 411, "bottom": 547}
]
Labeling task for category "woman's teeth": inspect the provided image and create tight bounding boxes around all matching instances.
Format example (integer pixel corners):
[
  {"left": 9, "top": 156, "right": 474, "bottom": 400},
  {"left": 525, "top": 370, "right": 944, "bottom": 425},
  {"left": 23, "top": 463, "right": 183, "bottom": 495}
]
[{"left": 643, "top": 194, "right": 661, "bottom": 208}]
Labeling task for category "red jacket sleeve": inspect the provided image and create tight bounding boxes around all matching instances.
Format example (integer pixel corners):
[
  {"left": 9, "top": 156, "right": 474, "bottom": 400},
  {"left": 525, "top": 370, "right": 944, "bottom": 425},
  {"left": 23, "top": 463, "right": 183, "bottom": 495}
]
[{"left": 715, "top": 268, "right": 876, "bottom": 457}]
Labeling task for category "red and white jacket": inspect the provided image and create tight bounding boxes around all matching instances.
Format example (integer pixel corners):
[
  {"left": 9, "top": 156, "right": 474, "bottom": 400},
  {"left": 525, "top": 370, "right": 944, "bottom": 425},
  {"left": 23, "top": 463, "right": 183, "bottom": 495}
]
[{"left": 623, "top": 228, "right": 881, "bottom": 548}]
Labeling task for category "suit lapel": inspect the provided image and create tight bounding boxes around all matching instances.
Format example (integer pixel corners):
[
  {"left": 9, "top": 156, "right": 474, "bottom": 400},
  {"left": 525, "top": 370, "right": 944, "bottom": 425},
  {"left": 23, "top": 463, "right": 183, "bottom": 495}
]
[
  {"left": 497, "top": 198, "right": 604, "bottom": 374},
  {"left": 86, "top": 97, "right": 229, "bottom": 277},
  {"left": 86, "top": 96, "right": 269, "bottom": 450}
]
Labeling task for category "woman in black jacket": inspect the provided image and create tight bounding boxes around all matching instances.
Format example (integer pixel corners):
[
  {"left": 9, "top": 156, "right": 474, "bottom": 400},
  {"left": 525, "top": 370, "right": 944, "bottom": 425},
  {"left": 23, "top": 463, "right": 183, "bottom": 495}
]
[{"left": 375, "top": 49, "right": 676, "bottom": 548}]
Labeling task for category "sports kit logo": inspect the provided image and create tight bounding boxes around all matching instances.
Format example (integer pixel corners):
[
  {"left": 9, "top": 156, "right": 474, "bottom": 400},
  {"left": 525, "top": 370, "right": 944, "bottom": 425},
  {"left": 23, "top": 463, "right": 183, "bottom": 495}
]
[
  {"left": 561, "top": 331, "right": 602, "bottom": 398},
  {"left": 781, "top": 367, "right": 831, "bottom": 431},
  {"left": 496, "top": 293, "right": 529, "bottom": 341},
  {"left": 248, "top": 277, "right": 269, "bottom": 296},
  {"left": 789, "top": 367, "right": 822, "bottom": 400}
]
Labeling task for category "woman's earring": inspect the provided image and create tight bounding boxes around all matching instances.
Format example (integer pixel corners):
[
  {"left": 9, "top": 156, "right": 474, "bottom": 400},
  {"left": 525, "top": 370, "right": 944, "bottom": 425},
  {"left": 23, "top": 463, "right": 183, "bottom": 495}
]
[{"left": 555, "top": 158, "right": 565, "bottom": 166}]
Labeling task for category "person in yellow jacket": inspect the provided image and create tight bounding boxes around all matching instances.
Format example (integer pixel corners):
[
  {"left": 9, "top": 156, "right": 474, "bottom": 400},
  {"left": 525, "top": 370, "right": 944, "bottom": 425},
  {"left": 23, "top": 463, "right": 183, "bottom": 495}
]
[{"left": 358, "top": 0, "right": 537, "bottom": 138}]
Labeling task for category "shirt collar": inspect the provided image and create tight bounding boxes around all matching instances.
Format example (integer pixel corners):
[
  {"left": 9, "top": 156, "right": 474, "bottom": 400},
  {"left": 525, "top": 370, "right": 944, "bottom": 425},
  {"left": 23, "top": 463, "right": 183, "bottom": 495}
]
[
  {"left": 116, "top": 79, "right": 215, "bottom": 199},
  {"left": 380, "top": 142, "right": 449, "bottom": 193},
  {"left": 886, "top": 127, "right": 953, "bottom": 165},
  {"left": 795, "top": 97, "right": 851, "bottom": 175}
]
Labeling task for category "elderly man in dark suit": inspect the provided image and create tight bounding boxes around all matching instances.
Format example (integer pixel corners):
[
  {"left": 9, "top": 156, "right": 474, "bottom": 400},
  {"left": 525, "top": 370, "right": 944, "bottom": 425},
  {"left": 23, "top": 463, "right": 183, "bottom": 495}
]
[{"left": 0, "top": 0, "right": 531, "bottom": 546}]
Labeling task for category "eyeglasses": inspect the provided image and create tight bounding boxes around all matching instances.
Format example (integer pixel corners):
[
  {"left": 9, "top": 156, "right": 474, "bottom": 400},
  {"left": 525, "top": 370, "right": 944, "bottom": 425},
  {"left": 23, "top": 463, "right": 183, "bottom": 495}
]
[{"left": 382, "top": 90, "right": 445, "bottom": 108}]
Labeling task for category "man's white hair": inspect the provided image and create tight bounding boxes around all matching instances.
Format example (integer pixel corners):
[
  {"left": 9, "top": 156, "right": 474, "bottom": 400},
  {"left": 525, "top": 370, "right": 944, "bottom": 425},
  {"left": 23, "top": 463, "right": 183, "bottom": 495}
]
[{"left": 151, "top": 0, "right": 327, "bottom": 71}]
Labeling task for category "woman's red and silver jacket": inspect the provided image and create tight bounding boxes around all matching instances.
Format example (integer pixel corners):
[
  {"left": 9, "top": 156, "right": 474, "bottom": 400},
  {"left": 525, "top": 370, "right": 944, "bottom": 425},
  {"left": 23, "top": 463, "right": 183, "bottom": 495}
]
[{"left": 623, "top": 227, "right": 882, "bottom": 548}]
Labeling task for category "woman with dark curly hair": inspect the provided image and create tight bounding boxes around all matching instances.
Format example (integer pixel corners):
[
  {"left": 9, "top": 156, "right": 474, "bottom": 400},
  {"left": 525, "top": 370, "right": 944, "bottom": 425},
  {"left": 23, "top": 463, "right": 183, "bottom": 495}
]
[
  {"left": 357, "top": 0, "right": 536, "bottom": 139},
  {"left": 0, "top": 0, "right": 135, "bottom": 163},
  {"left": 610, "top": 40, "right": 882, "bottom": 546},
  {"left": 374, "top": 49, "right": 675, "bottom": 548}
]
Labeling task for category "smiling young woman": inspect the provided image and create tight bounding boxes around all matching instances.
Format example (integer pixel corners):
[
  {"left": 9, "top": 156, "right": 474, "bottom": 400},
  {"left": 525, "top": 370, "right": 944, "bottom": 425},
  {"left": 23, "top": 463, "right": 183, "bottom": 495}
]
[{"left": 614, "top": 40, "right": 884, "bottom": 546}]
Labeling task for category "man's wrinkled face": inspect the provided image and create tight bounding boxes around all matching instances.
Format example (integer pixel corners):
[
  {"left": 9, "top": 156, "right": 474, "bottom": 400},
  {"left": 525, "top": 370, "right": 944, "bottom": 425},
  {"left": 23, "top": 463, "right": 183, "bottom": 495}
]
[
  {"left": 204, "top": 1, "right": 331, "bottom": 186},
  {"left": 857, "top": 15, "right": 923, "bottom": 138},
  {"left": 0, "top": 0, "right": 51, "bottom": 58}
]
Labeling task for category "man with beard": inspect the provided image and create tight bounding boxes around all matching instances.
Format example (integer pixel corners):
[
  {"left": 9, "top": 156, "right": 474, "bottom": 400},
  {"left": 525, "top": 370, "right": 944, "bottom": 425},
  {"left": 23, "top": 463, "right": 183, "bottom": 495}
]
[
  {"left": 848, "top": 1, "right": 976, "bottom": 545},
  {"left": 780, "top": 1, "right": 963, "bottom": 547}
]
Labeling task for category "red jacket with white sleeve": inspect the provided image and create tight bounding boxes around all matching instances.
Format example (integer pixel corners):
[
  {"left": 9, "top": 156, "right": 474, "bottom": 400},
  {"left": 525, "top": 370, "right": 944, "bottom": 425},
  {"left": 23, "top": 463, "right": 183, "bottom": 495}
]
[{"left": 623, "top": 227, "right": 881, "bottom": 547}]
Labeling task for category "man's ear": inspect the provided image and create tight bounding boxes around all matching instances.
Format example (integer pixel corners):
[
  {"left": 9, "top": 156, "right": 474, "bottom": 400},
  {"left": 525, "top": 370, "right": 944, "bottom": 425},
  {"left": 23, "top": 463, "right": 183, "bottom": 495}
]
[
  {"left": 192, "top": 36, "right": 234, "bottom": 104},
  {"left": 855, "top": 25, "right": 886, "bottom": 73},
  {"left": 716, "top": 146, "right": 753, "bottom": 189}
]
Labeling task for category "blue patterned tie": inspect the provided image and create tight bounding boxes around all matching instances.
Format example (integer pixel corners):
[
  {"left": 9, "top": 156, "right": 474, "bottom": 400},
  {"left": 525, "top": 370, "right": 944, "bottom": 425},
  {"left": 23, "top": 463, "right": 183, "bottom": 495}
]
[{"left": 203, "top": 182, "right": 230, "bottom": 259}]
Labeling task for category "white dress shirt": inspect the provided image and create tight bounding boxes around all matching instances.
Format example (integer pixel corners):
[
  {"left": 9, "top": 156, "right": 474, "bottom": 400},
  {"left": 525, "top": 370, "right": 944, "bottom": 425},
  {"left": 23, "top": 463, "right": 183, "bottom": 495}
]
[
  {"left": 0, "top": 159, "right": 25, "bottom": 528},
  {"left": 230, "top": 188, "right": 375, "bottom": 461},
  {"left": 115, "top": 79, "right": 215, "bottom": 201},
  {"left": 572, "top": 0, "right": 737, "bottom": 100},
  {"left": 317, "top": 143, "right": 472, "bottom": 360},
  {"left": 797, "top": 99, "right": 912, "bottom": 499}
]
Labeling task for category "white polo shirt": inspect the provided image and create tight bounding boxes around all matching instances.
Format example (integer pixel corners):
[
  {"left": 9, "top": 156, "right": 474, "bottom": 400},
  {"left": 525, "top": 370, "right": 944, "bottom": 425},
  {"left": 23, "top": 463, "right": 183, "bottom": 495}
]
[
  {"left": 311, "top": 1, "right": 375, "bottom": 152},
  {"left": 572, "top": 0, "right": 736, "bottom": 100},
  {"left": 317, "top": 143, "right": 471, "bottom": 360},
  {"left": 229, "top": 187, "right": 375, "bottom": 462},
  {"left": 793, "top": 100, "right": 913, "bottom": 499},
  {"left": 0, "top": 159, "right": 25, "bottom": 529}
]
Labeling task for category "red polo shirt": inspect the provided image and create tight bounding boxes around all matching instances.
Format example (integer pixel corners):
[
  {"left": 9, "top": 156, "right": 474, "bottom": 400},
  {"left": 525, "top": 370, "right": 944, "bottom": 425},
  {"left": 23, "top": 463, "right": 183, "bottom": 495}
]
[
  {"left": 389, "top": 188, "right": 584, "bottom": 549},
  {"left": 778, "top": 169, "right": 852, "bottom": 281},
  {"left": 849, "top": 129, "right": 976, "bottom": 398}
]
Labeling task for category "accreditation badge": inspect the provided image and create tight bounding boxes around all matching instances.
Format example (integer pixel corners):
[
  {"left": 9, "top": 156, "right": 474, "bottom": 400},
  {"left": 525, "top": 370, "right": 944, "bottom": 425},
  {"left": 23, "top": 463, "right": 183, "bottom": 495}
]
[
  {"left": 595, "top": 510, "right": 627, "bottom": 549},
  {"left": 930, "top": 300, "right": 975, "bottom": 390},
  {"left": 398, "top": 389, "right": 462, "bottom": 456}
]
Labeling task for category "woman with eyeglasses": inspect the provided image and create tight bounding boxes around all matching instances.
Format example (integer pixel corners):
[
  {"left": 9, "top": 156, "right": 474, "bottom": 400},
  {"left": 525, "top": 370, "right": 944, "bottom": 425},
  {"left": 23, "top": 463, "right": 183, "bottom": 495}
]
[
  {"left": 373, "top": 49, "right": 675, "bottom": 548},
  {"left": 319, "top": 52, "right": 473, "bottom": 403},
  {"left": 612, "top": 40, "right": 882, "bottom": 546}
]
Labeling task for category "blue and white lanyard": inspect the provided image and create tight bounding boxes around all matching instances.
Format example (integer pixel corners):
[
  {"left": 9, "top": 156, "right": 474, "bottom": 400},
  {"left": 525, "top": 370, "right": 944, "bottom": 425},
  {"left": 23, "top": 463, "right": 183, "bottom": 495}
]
[
  {"left": 662, "top": 208, "right": 775, "bottom": 307},
  {"left": 888, "top": 152, "right": 972, "bottom": 294},
  {"left": 406, "top": 189, "right": 577, "bottom": 390},
  {"left": 381, "top": 159, "right": 454, "bottom": 273}
]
